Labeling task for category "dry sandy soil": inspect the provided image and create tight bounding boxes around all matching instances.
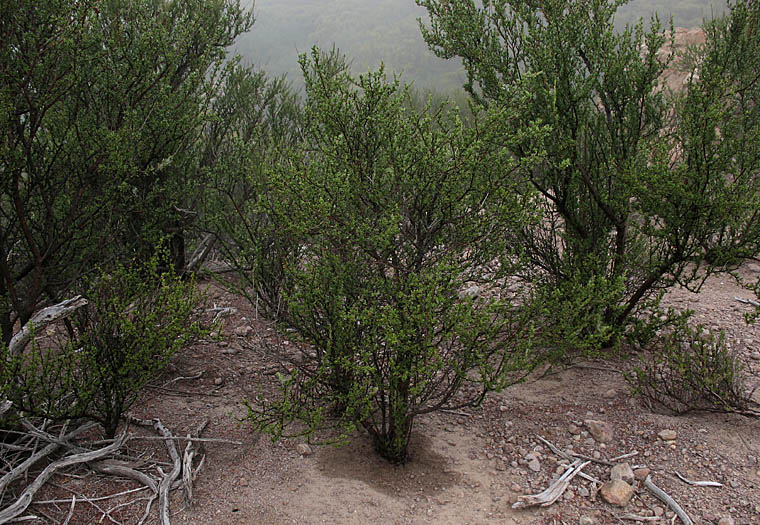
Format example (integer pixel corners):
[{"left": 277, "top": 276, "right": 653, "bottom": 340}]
[{"left": 17, "top": 261, "right": 759, "bottom": 525}]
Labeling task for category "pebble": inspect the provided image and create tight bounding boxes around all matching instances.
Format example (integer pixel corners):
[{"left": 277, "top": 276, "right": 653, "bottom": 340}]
[
  {"left": 579, "top": 517, "right": 595, "bottom": 525},
  {"left": 653, "top": 506, "right": 665, "bottom": 517},
  {"left": 527, "top": 458, "right": 541, "bottom": 472},
  {"left": 214, "top": 377, "right": 223, "bottom": 386},
  {"left": 584, "top": 420, "right": 613, "bottom": 442},
  {"left": 577, "top": 486, "right": 590, "bottom": 498},
  {"left": 634, "top": 468, "right": 651, "bottom": 481},
  {"left": 233, "top": 325, "right": 253, "bottom": 337},
  {"left": 717, "top": 518, "right": 735, "bottom": 525},
  {"left": 568, "top": 424, "right": 579, "bottom": 434},
  {"left": 602, "top": 388, "right": 617, "bottom": 399},
  {"left": 600, "top": 480, "right": 635, "bottom": 506},
  {"left": 510, "top": 483, "right": 522, "bottom": 492},
  {"left": 658, "top": 429, "right": 677, "bottom": 441},
  {"left": 239, "top": 476, "right": 248, "bottom": 487},
  {"left": 296, "top": 443, "right": 313, "bottom": 456},
  {"left": 610, "top": 463, "right": 635, "bottom": 484}
]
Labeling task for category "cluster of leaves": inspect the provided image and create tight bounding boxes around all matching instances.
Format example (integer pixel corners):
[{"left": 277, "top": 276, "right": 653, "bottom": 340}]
[
  {"left": 627, "top": 321, "right": 758, "bottom": 416},
  {"left": 2, "top": 258, "right": 206, "bottom": 438}
]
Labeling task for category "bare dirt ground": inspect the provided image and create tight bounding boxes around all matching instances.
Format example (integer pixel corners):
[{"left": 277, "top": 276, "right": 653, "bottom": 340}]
[{"left": 21, "top": 261, "right": 758, "bottom": 525}]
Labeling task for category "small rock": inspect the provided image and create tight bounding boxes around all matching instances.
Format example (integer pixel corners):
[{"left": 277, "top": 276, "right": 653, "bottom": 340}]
[
  {"left": 717, "top": 518, "right": 735, "bottom": 525},
  {"left": 577, "top": 486, "right": 590, "bottom": 498},
  {"left": 658, "top": 429, "right": 677, "bottom": 441},
  {"left": 602, "top": 388, "right": 617, "bottom": 399},
  {"left": 568, "top": 424, "right": 579, "bottom": 435},
  {"left": 600, "top": 480, "right": 635, "bottom": 506},
  {"left": 234, "top": 325, "right": 253, "bottom": 337},
  {"left": 527, "top": 458, "right": 541, "bottom": 472},
  {"left": 633, "top": 468, "right": 651, "bottom": 481},
  {"left": 239, "top": 476, "right": 248, "bottom": 487},
  {"left": 610, "top": 463, "right": 635, "bottom": 484},
  {"left": 296, "top": 443, "right": 313, "bottom": 456},
  {"left": 584, "top": 419, "right": 613, "bottom": 442},
  {"left": 579, "top": 517, "right": 595, "bottom": 525},
  {"left": 747, "top": 262, "right": 760, "bottom": 272},
  {"left": 510, "top": 483, "right": 522, "bottom": 492},
  {"left": 214, "top": 377, "right": 223, "bottom": 386},
  {"left": 653, "top": 506, "right": 665, "bottom": 517},
  {"left": 750, "top": 352, "right": 760, "bottom": 361}
]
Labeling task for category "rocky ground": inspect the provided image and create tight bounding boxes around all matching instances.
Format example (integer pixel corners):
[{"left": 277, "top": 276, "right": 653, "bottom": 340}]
[{"left": 19, "top": 262, "right": 756, "bottom": 525}]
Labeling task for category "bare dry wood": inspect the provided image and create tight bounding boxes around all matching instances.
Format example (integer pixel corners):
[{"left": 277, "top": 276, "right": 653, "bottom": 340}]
[
  {"left": 644, "top": 475, "right": 694, "bottom": 525},
  {"left": 8, "top": 296, "right": 88, "bottom": 356},
  {"left": 61, "top": 496, "right": 75, "bottom": 525},
  {"left": 673, "top": 471, "right": 723, "bottom": 488},
  {"left": 512, "top": 459, "right": 590, "bottom": 509},
  {"left": 0, "top": 422, "right": 97, "bottom": 495},
  {"left": 0, "top": 431, "right": 126, "bottom": 523},
  {"left": 536, "top": 435, "right": 603, "bottom": 484},
  {"left": 89, "top": 461, "right": 158, "bottom": 494},
  {"left": 182, "top": 420, "right": 208, "bottom": 507},
  {"left": 735, "top": 296, "right": 760, "bottom": 307},
  {"left": 186, "top": 234, "right": 216, "bottom": 274}
]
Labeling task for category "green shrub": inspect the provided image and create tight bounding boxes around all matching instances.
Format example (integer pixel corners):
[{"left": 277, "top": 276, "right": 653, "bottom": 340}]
[
  {"left": 627, "top": 320, "right": 755, "bottom": 415},
  {"left": 3, "top": 258, "right": 206, "bottom": 437},
  {"left": 243, "top": 48, "right": 544, "bottom": 463},
  {"left": 417, "top": 0, "right": 760, "bottom": 353}
]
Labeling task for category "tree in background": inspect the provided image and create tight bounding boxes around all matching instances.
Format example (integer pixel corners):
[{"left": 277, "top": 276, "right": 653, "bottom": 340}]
[
  {"left": 417, "top": 0, "right": 760, "bottom": 353},
  {"left": 0, "top": 0, "right": 252, "bottom": 343},
  {"left": 244, "top": 48, "right": 545, "bottom": 463}
]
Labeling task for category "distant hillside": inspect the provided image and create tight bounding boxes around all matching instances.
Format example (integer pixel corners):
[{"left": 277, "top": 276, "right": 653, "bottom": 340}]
[{"left": 231, "top": 0, "right": 728, "bottom": 92}]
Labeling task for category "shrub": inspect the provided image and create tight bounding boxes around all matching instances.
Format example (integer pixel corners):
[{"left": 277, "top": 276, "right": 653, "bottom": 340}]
[
  {"left": 417, "top": 0, "right": 760, "bottom": 352},
  {"left": 3, "top": 258, "right": 206, "bottom": 438},
  {"left": 627, "top": 320, "right": 758, "bottom": 416},
  {"left": 243, "top": 48, "right": 544, "bottom": 463}
]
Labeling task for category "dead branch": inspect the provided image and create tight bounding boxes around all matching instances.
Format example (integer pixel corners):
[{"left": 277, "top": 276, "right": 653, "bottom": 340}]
[
  {"left": 186, "top": 234, "right": 216, "bottom": 274},
  {"left": 89, "top": 461, "right": 158, "bottom": 494},
  {"left": 610, "top": 451, "right": 639, "bottom": 462},
  {"left": 644, "top": 475, "right": 694, "bottom": 525},
  {"left": 182, "top": 420, "right": 207, "bottom": 507},
  {"left": 61, "top": 496, "right": 75, "bottom": 525},
  {"left": 512, "top": 459, "right": 590, "bottom": 509},
  {"left": 536, "top": 435, "right": 603, "bottom": 484},
  {"left": 135, "top": 419, "right": 182, "bottom": 525},
  {"left": 735, "top": 296, "right": 760, "bottom": 307},
  {"left": 0, "top": 422, "right": 97, "bottom": 495},
  {"left": 0, "top": 431, "right": 126, "bottom": 523},
  {"left": 8, "top": 296, "right": 88, "bottom": 356},
  {"left": 673, "top": 471, "right": 723, "bottom": 488}
]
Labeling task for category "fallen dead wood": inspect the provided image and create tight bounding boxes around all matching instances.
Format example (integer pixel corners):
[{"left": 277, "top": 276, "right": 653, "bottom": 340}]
[
  {"left": 644, "top": 475, "right": 694, "bottom": 525},
  {"left": 130, "top": 418, "right": 181, "bottom": 525},
  {"left": 536, "top": 436, "right": 603, "bottom": 484},
  {"left": 0, "top": 422, "right": 97, "bottom": 495},
  {"left": 512, "top": 459, "right": 590, "bottom": 509},
  {"left": 182, "top": 420, "right": 208, "bottom": 507},
  {"left": 673, "top": 471, "right": 723, "bottom": 488},
  {"left": 735, "top": 296, "right": 760, "bottom": 308},
  {"left": 0, "top": 431, "right": 126, "bottom": 523},
  {"left": 8, "top": 296, "right": 88, "bottom": 356}
]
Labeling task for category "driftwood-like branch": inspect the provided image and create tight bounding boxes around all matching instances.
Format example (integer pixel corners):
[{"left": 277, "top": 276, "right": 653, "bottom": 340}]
[
  {"left": 673, "top": 471, "right": 723, "bottom": 488},
  {"left": 512, "top": 459, "right": 590, "bottom": 509},
  {"left": 182, "top": 420, "right": 207, "bottom": 507},
  {"left": 61, "top": 496, "right": 76, "bottom": 525},
  {"left": 186, "top": 234, "right": 216, "bottom": 274},
  {"left": 0, "top": 431, "right": 126, "bottom": 523},
  {"left": 536, "top": 435, "right": 603, "bottom": 484},
  {"left": 644, "top": 475, "right": 694, "bottom": 525},
  {"left": 8, "top": 296, "right": 88, "bottom": 356},
  {"left": 89, "top": 460, "right": 158, "bottom": 494},
  {"left": 735, "top": 296, "right": 760, "bottom": 307},
  {"left": 0, "top": 422, "right": 97, "bottom": 494}
]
